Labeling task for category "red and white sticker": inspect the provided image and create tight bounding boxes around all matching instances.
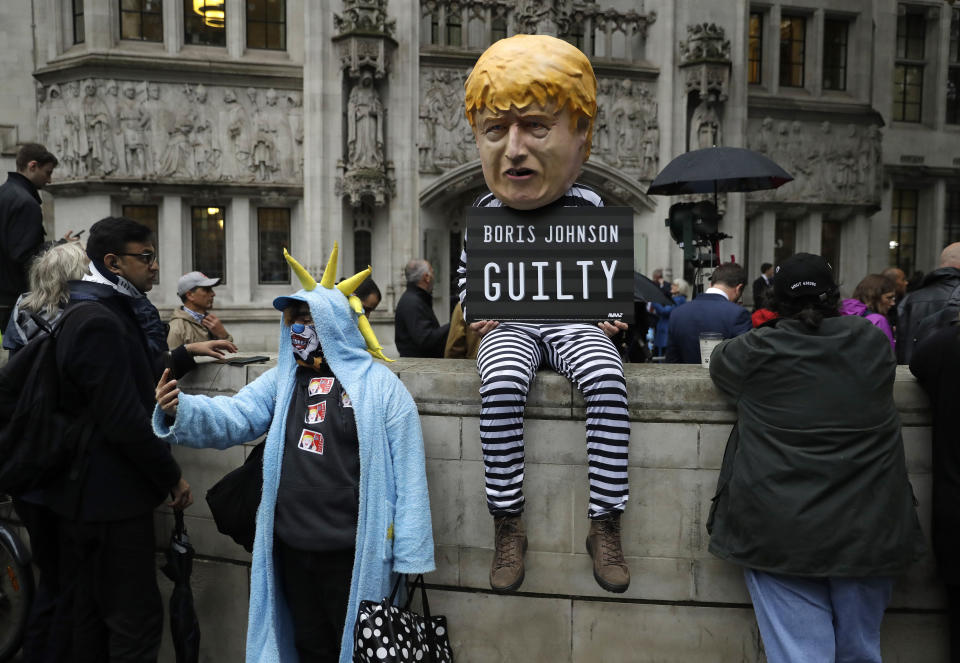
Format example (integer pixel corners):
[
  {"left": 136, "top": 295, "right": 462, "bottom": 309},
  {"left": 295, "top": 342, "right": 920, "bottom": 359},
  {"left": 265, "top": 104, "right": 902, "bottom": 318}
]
[
  {"left": 308, "top": 377, "right": 335, "bottom": 396},
  {"left": 305, "top": 401, "right": 326, "bottom": 424},
  {"left": 298, "top": 430, "right": 324, "bottom": 455}
]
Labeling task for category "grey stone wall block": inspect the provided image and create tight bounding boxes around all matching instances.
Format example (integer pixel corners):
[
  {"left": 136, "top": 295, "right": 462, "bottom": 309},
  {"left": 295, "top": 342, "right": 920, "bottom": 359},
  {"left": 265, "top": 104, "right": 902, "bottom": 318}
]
[
  {"left": 571, "top": 601, "right": 765, "bottom": 663},
  {"left": 430, "top": 544, "right": 461, "bottom": 586},
  {"left": 425, "top": 590, "right": 573, "bottom": 663},
  {"left": 574, "top": 467, "right": 719, "bottom": 558},
  {"left": 456, "top": 460, "right": 500, "bottom": 550},
  {"left": 879, "top": 612, "right": 949, "bottom": 662},
  {"left": 698, "top": 423, "right": 734, "bottom": 469},
  {"left": 522, "top": 463, "right": 577, "bottom": 553},
  {"left": 690, "top": 558, "right": 752, "bottom": 604},
  {"left": 170, "top": 444, "right": 247, "bottom": 520},
  {"left": 631, "top": 422, "right": 699, "bottom": 468},
  {"left": 521, "top": 419, "right": 589, "bottom": 464},
  {"left": 426, "top": 459, "right": 470, "bottom": 547},
  {"left": 420, "top": 415, "right": 462, "bottom": 459},
  {"left": 157, "top": 558, "right": 249, "bottom": 663},
  {"left": 460, "top": 418, "right": 482, "bottom": 460}
]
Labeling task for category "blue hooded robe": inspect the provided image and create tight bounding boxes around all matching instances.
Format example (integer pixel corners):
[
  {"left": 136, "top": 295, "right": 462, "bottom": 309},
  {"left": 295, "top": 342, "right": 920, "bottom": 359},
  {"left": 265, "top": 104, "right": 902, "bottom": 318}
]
[{"left": 153, "top": 282, "right": 435, "bottom": 662}]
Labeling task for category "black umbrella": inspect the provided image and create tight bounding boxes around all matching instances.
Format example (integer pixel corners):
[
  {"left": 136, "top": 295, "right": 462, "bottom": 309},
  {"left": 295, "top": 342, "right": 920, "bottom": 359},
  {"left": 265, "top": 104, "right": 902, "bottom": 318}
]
[
  {"left": 647, "top": 146, "right": 793, "bottom": 204},
  {"left": 634, "top": 272, "right": 674, "bottom": 307},
  {"left": 161, "top": 510, "right": 200, "bottom": 663}
]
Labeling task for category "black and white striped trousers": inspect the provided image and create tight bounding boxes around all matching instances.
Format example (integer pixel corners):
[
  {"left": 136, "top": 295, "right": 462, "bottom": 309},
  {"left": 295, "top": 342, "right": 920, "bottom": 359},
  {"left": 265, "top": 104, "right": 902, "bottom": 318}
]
[{"left": 476, "top": 322, "right": 630, "bottom": 519}]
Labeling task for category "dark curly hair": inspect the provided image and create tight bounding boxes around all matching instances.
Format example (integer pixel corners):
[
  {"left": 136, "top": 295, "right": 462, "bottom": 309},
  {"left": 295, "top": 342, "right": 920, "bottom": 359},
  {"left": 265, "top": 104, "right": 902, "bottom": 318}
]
[{"left": 768, "top": 290, "right": 841, "bottom": 330}]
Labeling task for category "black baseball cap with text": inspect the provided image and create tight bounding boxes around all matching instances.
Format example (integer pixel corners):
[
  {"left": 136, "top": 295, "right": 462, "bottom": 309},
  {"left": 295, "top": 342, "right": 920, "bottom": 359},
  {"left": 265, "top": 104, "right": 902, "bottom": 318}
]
[{"left": 773, "top": 253, "right": 837, "bottom": 299}]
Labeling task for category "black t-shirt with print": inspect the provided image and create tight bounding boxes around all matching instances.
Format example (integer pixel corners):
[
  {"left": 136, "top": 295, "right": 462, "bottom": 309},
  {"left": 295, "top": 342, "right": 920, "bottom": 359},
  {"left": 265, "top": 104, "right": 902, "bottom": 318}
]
[{"left": 274, "top": 364, "right": 360, "bottom": 551}]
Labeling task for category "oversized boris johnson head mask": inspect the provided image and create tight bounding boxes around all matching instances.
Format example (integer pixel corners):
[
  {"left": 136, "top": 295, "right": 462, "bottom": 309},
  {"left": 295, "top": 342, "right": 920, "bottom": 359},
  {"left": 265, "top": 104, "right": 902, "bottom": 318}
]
[{"left": 464, "top": 34, "right": 597, "bottom": 210}]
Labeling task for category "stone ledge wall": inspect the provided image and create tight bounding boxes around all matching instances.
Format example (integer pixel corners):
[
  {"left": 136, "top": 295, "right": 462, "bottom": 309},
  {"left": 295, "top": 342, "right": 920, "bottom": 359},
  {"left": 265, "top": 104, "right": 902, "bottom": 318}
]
[{"left": 152, "top": 359, "right": 945, "bottom": 663}]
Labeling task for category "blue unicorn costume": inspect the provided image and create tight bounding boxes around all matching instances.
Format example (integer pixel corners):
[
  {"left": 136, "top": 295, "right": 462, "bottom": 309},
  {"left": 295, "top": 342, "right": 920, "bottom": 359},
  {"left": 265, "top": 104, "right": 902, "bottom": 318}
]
[{"left": 153, "top": 245, "right": 435, "bottom": 662}]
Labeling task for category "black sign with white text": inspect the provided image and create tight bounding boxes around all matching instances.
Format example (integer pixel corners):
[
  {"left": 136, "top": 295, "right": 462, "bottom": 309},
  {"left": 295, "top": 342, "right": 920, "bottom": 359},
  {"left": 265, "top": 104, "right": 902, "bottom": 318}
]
[{"left": 465, "top": 207, "right": 634, "bottom": 323}]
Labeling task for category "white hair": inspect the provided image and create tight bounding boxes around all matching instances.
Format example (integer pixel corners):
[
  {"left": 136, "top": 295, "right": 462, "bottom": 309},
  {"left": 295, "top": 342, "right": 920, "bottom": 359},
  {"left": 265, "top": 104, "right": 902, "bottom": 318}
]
[
  {"left": 404, "top": 259, "right": 430, "bottom": 285},
  {"left": 21, "top": 242, "right": 90, "bottom": 317}
]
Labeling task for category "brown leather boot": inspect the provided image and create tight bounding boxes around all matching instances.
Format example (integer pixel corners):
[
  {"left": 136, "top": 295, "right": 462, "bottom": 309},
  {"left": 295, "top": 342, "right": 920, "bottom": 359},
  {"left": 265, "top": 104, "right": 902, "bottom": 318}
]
[
  {"left": 586, "top": 513, "right": 630, "bottom": 593},
  {"left": 489, "top": 515, "right": 527, "bottom": 591}
]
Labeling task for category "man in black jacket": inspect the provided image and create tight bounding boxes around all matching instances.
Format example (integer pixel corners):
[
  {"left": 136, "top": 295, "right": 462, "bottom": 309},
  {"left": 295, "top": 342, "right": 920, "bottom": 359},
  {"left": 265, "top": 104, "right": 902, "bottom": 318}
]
[
  {"left": 896, "top": 242, "right": 960, "bottom": 364},
  {"left": 394, "top": 259, "right": 449, "bottom": 357},
  {"left": 0, "top": 143, "right": 60, "bottom": 329},
  {"left": 51, "top": 217, "right": 200, "bottom": 662}
]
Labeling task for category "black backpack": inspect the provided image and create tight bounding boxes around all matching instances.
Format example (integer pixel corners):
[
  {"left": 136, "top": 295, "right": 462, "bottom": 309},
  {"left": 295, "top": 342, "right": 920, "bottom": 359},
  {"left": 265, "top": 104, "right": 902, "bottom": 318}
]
[{"left": 0, "top": 304, "right": 95, "bottom": 496}]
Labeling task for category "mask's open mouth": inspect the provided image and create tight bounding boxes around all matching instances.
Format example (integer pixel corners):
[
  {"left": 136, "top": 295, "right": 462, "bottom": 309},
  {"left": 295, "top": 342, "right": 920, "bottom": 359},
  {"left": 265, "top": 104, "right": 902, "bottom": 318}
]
[{"left": 505, "top": 168, "right": 534, "bottom": 177}]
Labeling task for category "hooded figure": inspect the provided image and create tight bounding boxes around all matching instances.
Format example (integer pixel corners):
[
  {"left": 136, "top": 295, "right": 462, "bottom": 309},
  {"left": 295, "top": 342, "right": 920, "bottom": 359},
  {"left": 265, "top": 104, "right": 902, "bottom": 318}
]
[{"left": 153, "top": 245, "right": 435, "bottom": 662}]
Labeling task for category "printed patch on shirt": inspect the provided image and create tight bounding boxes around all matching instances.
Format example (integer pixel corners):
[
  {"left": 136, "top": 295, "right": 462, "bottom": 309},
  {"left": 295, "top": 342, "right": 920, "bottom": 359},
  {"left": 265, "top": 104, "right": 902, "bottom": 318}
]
[
  {"left": 308, "top": 377, "right": 335, "bottom": 396},
  {"left": 341, "top": 391, "right": 353, "bottom": 409},
  {"left": 298, "top": 429, "right": 324, "bottom": 455},
  {"left": 305, "top": 401, "right": 327, "bottom": 424}
]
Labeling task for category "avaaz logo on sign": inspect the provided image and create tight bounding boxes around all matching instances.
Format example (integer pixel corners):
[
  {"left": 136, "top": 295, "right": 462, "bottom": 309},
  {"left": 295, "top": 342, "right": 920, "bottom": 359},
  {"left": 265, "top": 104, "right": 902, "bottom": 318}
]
[{"left": 465, "top": 207, "right": 634, "bottom": 323}]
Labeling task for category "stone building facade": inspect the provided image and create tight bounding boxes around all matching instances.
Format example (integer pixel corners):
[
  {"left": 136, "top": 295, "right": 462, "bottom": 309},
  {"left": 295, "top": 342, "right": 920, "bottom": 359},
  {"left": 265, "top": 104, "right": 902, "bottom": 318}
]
[{"left": 1, "top": 0, "right": 959, "bottom": 348}]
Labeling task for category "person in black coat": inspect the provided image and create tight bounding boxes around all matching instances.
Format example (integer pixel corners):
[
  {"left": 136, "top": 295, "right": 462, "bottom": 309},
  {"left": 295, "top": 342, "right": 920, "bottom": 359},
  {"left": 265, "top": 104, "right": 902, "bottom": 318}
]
[
  {"left": 50, "top": 217, "right": 234, "bottom": 662},
  {"left": 751, "top": 262, "right": 774, "bottom": 311},
  {"left": 394, "top": 259, "right": 449, "bottom": 357},
  {"left": 897, "top": 243, "right": 960, "bottom": 364},
  {"left": 910, "top": 315, "right": 960, "bottom": 661},
  {"left": 0, "top": 143, "right": 64, "bottom": 329}
]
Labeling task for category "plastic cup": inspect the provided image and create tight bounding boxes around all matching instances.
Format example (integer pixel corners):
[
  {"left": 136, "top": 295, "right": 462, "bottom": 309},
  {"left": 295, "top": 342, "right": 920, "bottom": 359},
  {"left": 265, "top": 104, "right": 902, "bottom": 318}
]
[{"left": 699, "top": 332, "right": 724, "bottom": 368}]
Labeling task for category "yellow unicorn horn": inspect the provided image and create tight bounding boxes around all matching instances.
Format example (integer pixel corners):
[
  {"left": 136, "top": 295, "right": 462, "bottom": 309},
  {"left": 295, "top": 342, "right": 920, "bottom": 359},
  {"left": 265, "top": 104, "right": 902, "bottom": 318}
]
[
  {"left": 320, "top": 242, "right": 339, "bottom": 289},
  {"left": 283, "top": 248, "right": 316, "bottom": 291},
  {"left": 348, "top": 295, "right": 394, "bottom": 362},
  {"left": 337, "top": 267, "right": 371, "bottom": 297}
]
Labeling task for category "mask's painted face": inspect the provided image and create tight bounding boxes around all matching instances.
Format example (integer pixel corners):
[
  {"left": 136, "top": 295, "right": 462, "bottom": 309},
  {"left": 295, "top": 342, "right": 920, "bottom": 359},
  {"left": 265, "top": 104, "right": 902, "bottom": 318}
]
[{"left": 291, "top": 322, "right": 322, "bottom": 362}]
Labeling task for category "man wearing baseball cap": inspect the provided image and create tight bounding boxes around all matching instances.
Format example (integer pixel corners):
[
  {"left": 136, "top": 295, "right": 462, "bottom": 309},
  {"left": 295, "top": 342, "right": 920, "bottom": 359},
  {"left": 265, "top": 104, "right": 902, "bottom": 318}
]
[{"left": 167, "top": 271, "right": 233, "bottom": 348}]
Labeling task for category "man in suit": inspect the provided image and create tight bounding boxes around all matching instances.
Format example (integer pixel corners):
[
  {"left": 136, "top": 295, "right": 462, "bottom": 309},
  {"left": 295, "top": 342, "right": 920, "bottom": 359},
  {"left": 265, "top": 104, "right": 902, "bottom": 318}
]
[
  {"left": 751, "top": 262, "right": 774, "bottom": 311},
  {"left": 666, "top": 262, "right": 752, "bottom": 364}
]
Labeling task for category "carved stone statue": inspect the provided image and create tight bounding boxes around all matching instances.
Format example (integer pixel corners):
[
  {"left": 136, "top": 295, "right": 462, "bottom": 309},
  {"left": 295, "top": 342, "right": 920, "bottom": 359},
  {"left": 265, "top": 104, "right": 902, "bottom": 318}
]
[
  {"left": 65, "top": 81, "right": 90, "bottom": 178},
  {"left": 287, "top": 91, "right": 304, "bottom": 174},
  {"left": 81, "top": 80, "right": 118, "bottom": 176},
  {"left": 689, "top": 93, "right": 721, "bottom": 149},
  {"left": 189, "top": 84, "right": 221, "bottom": 176},
  {"left": 219, "top": 88, "right": 249, "bottom": 180},
  {"left": 347, "top": 72, "right": 384, "bottom": 170},
  {"left": 249, "top": 87, "right": 280, "bottom": 181},
  {"left": 158, "top": 113, "right": 195, "bottom": 178},
  {"left": 117, "top": 82, "right": 150, "bottom": 177}
]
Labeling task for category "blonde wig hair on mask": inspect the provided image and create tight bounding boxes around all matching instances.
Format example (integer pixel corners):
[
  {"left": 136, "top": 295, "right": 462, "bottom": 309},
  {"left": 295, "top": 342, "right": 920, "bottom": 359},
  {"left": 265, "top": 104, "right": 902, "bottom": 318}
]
[{"left": 464, "top": 34, "right": 598, "bottom": 158}]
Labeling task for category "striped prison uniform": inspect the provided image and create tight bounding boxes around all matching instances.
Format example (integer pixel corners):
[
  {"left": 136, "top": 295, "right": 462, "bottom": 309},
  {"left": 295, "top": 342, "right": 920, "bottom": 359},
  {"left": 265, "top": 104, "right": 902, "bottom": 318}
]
[{"left": 457, "top": 185, "right": 631, "bottom": 519}]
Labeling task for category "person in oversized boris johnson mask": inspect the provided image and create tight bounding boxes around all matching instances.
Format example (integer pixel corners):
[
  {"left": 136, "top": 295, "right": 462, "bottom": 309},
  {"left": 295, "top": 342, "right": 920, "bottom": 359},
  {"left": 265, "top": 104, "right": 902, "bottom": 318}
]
[{"left": 455, "top": 34, "right": 631, "bottom": 594}]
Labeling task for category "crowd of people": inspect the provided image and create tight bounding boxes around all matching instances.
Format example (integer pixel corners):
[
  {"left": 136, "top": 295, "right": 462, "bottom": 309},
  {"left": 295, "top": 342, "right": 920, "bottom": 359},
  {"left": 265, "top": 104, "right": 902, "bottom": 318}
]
[{"left": 1, "top": 29, "right": 958, "bottom": 663}]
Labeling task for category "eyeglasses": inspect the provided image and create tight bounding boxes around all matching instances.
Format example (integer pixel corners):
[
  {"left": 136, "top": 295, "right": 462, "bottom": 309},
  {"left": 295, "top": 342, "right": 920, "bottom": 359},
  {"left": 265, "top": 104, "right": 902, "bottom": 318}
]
[{"left": 117, "top": 251, "right": 158, "bottom": 265}]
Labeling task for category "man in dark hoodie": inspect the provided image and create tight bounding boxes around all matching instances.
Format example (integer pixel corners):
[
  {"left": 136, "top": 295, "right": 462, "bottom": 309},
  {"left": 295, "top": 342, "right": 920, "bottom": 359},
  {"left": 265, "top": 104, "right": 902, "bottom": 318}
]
[
  {"left": 896, "top": 242, "right": 960, "bottom": 364},
  {"left": 0, "top": 143, "right": 65, "bottom": 329},
  {"left": 51, "top": 217, "right": 234, "bottom": 662}
]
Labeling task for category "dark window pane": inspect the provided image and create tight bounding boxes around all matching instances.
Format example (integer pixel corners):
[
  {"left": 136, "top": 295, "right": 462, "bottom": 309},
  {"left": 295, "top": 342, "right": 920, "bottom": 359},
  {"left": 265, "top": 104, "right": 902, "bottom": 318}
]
[
  {"left": 73, "top": 0, "right": 85, "bottom": 44},
  {"left": 258, "top": 208, "right": 290, "bottom": 285},
  {"left": 948, "top": 67, "right": 960, "bottom": 124},
  {"left": 897, "top": 12, "right": 926, "bottom": 60},
  {"left": 774, "top": 218, "right": 796, "bottom": 267},
  {"left": 144, "top": 13, "right": 163, "bottom": 41},
  {"left": 192, "top": 207, "right": 226, "bottom": 283},
  {"left": 893, "top": 64, "right": 923, "bottom": 122},
  {"left": 491, "top": 16, "right": 506, "bottom": 42},
  {"left": 247, "top": 22, "right": 265, "bottom": 49},
  {"left": 265, "top": 0, "right": 282, "bottom": 20},
  {"left": 446, "top": 14, "right": 461, "bottom": 47},
  {"left": 120, "top": 12, "right": 142, "bottom": 39},
  {"left": 749, "top": 13, "right": 763, "bottom": 85},
  {"left": 265, "top": 22, "right": 284, "bottom": 50},
  {"left": 247, "top": 0, "right": 265, "bottom": 21},
  {"left": 122, "top": 205, "right": 160, "bottom": 283},
  {"left": 779, "top": 16, "right": 805, "bottom": 88},
  {"left": 946, "top": 190, "right": 960, "bottom": 245},
  {"left": 821, "top": 220, "right": 842, "bottom": 280},
  {"left": 823, "top": 19, "right": 847, "bottom": 91},
  {"left": 951, "top": 9, "right": 960, "bottom": 63},
  {"left": 121, "top": 0, "right": 140, "bottom": 10},
  {"left": 354, "top": 230, "right": 372, "bottom": 276},
  {"left": 890, "top": 189, "right": 918, "bottom": 276},
  {"left": 184, "top": 0, "right": 226, "bottom": 46}
]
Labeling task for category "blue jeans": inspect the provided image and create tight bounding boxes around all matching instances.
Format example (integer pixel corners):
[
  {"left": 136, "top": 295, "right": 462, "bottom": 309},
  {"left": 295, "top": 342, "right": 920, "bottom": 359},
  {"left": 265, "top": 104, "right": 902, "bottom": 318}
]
[{"left": 744, "top": 568, "right": 894, "bottom": 663}]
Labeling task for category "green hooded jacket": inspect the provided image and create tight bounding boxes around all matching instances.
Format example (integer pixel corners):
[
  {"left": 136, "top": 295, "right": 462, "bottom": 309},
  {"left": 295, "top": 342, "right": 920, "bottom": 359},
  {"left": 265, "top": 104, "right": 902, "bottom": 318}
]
[{"left": 707, "top": 315, "right": 925, "bottom": 577}]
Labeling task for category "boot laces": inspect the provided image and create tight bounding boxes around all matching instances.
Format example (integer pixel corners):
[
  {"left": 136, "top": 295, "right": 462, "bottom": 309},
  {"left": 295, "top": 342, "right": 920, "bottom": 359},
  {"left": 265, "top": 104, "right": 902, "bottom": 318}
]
[
  {"left": 597, "top": 518, "right": 626, "bottom": 566},
  {"left": 493, "top": 518, "right": 522, "bottom": 569}
]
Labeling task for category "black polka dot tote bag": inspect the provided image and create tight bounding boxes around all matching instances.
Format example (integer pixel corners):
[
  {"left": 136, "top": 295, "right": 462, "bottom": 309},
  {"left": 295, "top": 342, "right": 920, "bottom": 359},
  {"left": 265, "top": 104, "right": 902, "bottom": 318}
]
[{"left": 353, "top": 573, "right": 453, "bottom": 663}]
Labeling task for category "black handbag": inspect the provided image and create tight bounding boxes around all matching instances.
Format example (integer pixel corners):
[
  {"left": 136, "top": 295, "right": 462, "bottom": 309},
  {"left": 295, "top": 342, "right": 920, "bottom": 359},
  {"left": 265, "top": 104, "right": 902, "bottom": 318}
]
[
  {"left": 204, "top": 441, "right": 265, "bottom": 552},
  {"left": 353, "top": 574, "right": 453, "bottom": 663}
]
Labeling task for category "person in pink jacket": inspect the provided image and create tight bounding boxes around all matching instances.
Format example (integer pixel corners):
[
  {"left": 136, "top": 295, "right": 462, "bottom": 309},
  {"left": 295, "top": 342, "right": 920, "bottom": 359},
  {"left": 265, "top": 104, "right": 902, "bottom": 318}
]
[{"left": 840, "top": 273, "right": 897, "bottom": 350}]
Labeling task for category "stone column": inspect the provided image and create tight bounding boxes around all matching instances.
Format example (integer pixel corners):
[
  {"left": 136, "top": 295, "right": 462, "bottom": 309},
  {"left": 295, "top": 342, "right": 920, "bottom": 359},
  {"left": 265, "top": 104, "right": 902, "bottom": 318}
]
[
  {"left": 85, "top": 0, "right": 113, "bottom": 50},
  {"left": 163, "top": 0, "right": 183, "bottom": 55},
  {"left": 225, "top": 0, "right": 244, "bottom": 58},
  {"left": 747, "top": 209, "right": 776, "bottom": 306},
  {"left": 160, "top": 194, "right": 184, "bottom": 309},
  {"left": 840, "top": 212, "right": 871, "bottom": 293},
  {"left": 795, "top": 211, "right": 823, "bottom": 255},
  {"left": 303, "top": 1, "right": 344, "bottom": 275},
  {"left": 228, "top": 196, "right": 252, "bottom": 305}
]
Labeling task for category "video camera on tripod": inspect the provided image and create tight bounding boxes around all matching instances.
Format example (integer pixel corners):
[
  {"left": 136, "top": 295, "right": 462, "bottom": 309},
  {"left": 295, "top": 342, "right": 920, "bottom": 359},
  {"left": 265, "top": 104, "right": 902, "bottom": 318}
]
[{"left": 665, "top": 200, "right": 730, "bottom": 268}]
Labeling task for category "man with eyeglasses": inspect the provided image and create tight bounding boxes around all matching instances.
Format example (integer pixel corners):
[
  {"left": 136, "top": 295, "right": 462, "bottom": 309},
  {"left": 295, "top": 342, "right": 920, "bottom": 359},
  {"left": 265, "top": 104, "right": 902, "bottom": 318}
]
[
  {"left": 45, "top": 216, "right": 235, "bottom": 662},
  {"left": 167, "top": 271, "right": 233, "bottom": 348}
]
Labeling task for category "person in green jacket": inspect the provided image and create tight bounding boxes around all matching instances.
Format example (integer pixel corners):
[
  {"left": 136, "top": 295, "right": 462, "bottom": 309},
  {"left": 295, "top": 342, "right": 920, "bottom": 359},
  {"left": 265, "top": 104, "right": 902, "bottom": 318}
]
[{"left": 707, "top": 253, "right": 924, "bottom": 663}]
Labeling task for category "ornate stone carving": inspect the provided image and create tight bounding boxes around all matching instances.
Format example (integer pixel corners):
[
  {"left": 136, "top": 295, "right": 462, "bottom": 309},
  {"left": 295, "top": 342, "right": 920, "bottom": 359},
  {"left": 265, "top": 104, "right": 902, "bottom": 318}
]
[
  {"left": 335, "top": 0, "right": 396, "bottom": 207},
  {"left": 679, "top": 23, "right": 731, "bottom": 102},
  {"left": 419, "top": 67, "right": 475, "bottom": 174},
  {"left": 747, "top": 117, "right": 881, "bottom": 206},
  {"left": 36, "top": 79, "right": 303, "bottom": 184},
  {"left": 689, "top": 92, "right": 722, "bottom": 149},
  {"left": 593, "top": 77, "right": 659, "bottom": 180}
]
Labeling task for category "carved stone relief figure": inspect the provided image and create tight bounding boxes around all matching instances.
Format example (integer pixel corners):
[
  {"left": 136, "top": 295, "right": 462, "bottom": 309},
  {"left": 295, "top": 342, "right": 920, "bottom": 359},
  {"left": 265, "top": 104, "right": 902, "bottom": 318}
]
[
  {"left": 287, "top": 91, "right": 304, "bottom": 174},
  {"left": 117, "top": 82, "right": 150, "bottom": 177},
  {"left": 220, "top": 88, "right": 250, "bottom": 180},
  {"left": 82, "top": 80, "right": 117, "bottom": 176},
  {"left": 264, "top": 88, "right": 293, "bottom": 178},
  {"left": 747, "top": 116, "right": 881, "bottom": 205},
  {"left": 143, "top": 82, "right": 170, "bottom": 176},
  {"left": 158, "top": 112, "right": 196, "bottom": 178},
  {"left": 65, "top": 81, "right": 89, "bottom": 178},
  {"left": 419, "top": 67, "right": 476, "bottom": 173},
  {"left": 592, "top": 77, "right": 658, "bottom": 178},
  {"left": 249, "top": 87, "right": 280, "bottom": 181},
  {"left": 689, "top": 93, "right": 721, "bottom": 149},
  {"left": 43, "top": 85, "right": 70, "bottom": 175},
  {"left": 347, "top": 73, "right": 384, "bottom": 170},
  {"left": 189, "top": 84, "right": 221, "bottom": 176}
]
